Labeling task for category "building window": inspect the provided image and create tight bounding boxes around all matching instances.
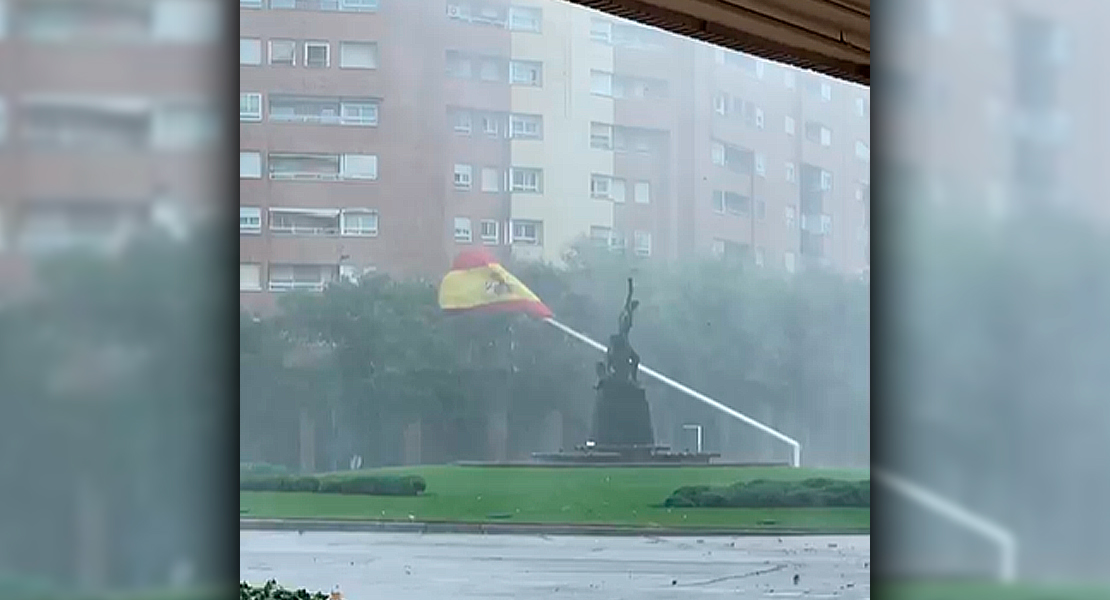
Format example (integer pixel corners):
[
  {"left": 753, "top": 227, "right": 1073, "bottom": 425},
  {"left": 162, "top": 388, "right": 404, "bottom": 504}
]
[
  {"left": 713, "top": 93, "right": 727, "bottom": 115},
  {"left": 711, "top": 141, "right": 725, "bottom": 166},
  {"left": 481, "top": 114, "right": 501, "bottom": 137},
  {"left": 511, "top": 220, "right": 541, "bottom": 245},
  {"left": 269, "top": 208, "right": 340, "bottom": 235},
  {"left": 268, "top": 153, "right": 338, "bottom": 180},
  {"left": 590, "top": 122, "right": 613, "bottom": 149},
  {"left": 454, "top": 217, "right": 472, "bottom": 242},
  {"left": 239, "top": 207, "right": 262, "bottom": 234},
  {"left": 711, "top": 239, "right": 725, "bottom": 257},
  {"left": 304, "top": 41, "right": 330, "bottom": 68},
  {"left": 855, "top": 140, "right": 870, "bottom": 162},
  {"left": 589, "top": 226, "right": 612, "bottom": 247},
  {"left": 269, "top": 39, "right": 296, "bottom": 66},
  {"left": 855, "top": 97, "right": 870, "bottom": 118},
  {"left": 589, "top": 18, "right": 612, "bottom": 43},
  {"left": 509, "top": 114, "right": 542, "bottom": 139},
  {"left": 480, "top": 220, "right": 499, "bottom": 243},
  {"left": 271, "top": 0, "right": 380, "bottom": 10},
  {"left": 820, "top": 82, "right": 832, "bottom": 101},
  {"left": 267, "top": 95, "right": 379, "bottom": 125},
  {"left": 445, "top": 51, "right": 473, "bottom": 78},
  {"left": 509, "top": 168, "right": 542, "bottom": 193},
  {"left": 785, "top": 205, "right": 797, "bottom": 229},
  {"left": 712, "top": 190, "right": 749, "bottom": 215},
  {"left": 633, "top": 231, "right": 652, "bottom": 256},
  {"left": 335, "top": 207, "right": 379, "bottom": 232},
  {"left": 341, "top": 209, "right": 378, "bottom": 236},
  {"left": 784, "top": 70, "right": 796, "bottom": 89},
  {"left": 508, "top": 6, "right": 541, "bottom": 31},
  {"left": 452, "top": 110, "right": 472, "bottom": 134},
  {"left": 589, "top": 174, "right": 611, "bottom": 199},
  {"left": 481, "top": 167, "right": 500, "bottom": 192},
  {"left": 340, "top": 100, "right": 378, "bottom": 126},
  {"left": 241, "top": 0, "right": 263, "bottom": 7},
  {"left": 240, "top": 38, "right": 262, "bottom": 65},
  {"left": 240, "top": 263, "right": 262, "bottom": 291},
  {"left": 240, "top": 93, "right": 262, "bottom": 122},
  {"left": 785, "top": 115, "right": 795, "bottom": 135},
  {"left": 634, "top": 181, "right": 650, "bottom": 204},
  {"left": 784, "top": 252, "right": 796, "bottom": 273},
  {"left": 590, "top": 70, "right": 613, "bottom": 96},
  {"left": 755, "top": 246, "right": 765, "bottom": 267},
  {"left": 453, "top": 164, "right": 473, "bottom": 189},
  {"left": 509, "top": 60, "right": 542, "bottom": 86},
  {"left": 785, "top": 162, "right": 796, "bottom": 183},
  {"left": 755, "top": 153, "right": 766, "bottom": 177},
  {"left": 820, "top": 170, "right": 834, "bottom": 191},
  {"left": 805, "top": 121, "right": 833, "bottom": 146},
  {"left": 341, "top": 154, "right": 378, "bottom": 180},
  {"left": 339, "top": 0, "right": 379, "bottom": 12},
  {"left": 240, "top": 151, "right": 262, "bottom": 179},
  {"left": 268, "top": 264, "right": 334, "bottom": 292},
  {"left": 339, "top": 41, "right": 378, "bottom": 69}
]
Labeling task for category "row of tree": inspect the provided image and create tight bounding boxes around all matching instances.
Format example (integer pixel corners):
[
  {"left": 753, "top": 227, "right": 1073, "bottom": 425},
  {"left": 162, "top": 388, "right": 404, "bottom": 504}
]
[{"left": 240, "top": 243, "right": 872, "bottom": 470}]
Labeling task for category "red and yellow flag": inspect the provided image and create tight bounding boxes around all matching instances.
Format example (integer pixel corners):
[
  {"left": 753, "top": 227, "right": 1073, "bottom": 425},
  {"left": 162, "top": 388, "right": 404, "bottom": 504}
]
[{"left": 438, "top": 249, "right": 553, "bottom": 319}]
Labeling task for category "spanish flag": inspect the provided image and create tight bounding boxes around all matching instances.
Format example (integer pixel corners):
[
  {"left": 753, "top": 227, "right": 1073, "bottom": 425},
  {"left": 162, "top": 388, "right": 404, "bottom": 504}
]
[{"left": 438, "top": 249, "right": 553, "bottom": 319}]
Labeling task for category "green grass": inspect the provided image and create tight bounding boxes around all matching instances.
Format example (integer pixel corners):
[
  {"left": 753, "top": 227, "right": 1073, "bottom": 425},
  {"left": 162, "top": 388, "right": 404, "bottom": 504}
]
[
  {"left": 240, "top": 465, "right": 870, "bottom": 532},
  {"left": 876, "top": 581, "right": 1110, "bottom": 600}
]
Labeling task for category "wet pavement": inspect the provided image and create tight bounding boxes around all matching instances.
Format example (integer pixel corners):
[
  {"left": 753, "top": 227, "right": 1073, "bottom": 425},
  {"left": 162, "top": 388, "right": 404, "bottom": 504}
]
[{"left": 241, "top": 530, "right": 870, "bottom": 599}]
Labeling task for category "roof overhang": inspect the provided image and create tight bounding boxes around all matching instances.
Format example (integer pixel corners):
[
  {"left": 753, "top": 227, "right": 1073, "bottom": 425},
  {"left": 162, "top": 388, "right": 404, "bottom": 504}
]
[{"left": 566, "top": 0, "right": 870, "bottom": 86}]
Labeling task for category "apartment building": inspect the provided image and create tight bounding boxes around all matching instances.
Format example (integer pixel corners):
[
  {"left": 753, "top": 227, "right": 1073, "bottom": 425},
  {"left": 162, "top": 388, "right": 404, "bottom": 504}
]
[
  {"left": 883, "top": 0, "right": 1110, "bottom": 221},
  {"left": 239, "top": 0, "right": 872, "bottom": 312},
  {"left": 0, "top": 0, "right": 221, "bottom": 297}
]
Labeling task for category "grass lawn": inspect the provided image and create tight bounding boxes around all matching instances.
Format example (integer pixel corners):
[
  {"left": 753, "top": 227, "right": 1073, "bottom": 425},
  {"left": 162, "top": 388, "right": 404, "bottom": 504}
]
[
  {"left": 240, "top": 465, "right": 870, "bottom": 532},
  {"left": 876, "top": 581, "right": 1110, "bottom": 600}
]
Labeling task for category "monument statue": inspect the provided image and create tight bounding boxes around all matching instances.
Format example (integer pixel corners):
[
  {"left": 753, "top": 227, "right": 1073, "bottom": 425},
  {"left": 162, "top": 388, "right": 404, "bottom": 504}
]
[
  {"left": 604, "top": 278, "right": 641, "bottom": 383},
  {"left": 532, "top": 277, "right": 721, "bottom": 464},
  {"left": 591, "top": 277, "right": 654, "bottom": 448}
]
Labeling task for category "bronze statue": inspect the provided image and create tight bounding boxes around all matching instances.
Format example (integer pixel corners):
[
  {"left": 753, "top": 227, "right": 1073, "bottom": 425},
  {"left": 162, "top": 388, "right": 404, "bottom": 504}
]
[{"left": 603, "top": 278, "right": 641, "bottom": 383}]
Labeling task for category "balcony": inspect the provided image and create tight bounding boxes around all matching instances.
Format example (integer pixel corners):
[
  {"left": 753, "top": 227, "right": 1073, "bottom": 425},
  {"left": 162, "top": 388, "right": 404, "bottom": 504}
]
[
  {"left": 267, "top": 0, "right": 379, "bottom": 13},
  {"left": 268, "top": 264, "right": 339, "bottom": 293},
  {"left": 268, "top": 95, "right": 380, "bottom": 127}
]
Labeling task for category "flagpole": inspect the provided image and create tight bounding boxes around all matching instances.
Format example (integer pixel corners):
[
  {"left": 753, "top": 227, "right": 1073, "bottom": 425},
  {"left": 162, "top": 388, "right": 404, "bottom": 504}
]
[{"left": 542, "top": 317, "right": 802, "bottom": 468}]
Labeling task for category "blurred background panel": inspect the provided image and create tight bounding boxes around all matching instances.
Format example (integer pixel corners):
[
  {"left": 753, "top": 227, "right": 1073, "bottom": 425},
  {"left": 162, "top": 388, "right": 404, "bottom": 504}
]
[
  {"left": 875, "top": 0, "right": 1110, "bottom": 584},
  {"left": 0, "top": 0, "right": 229, "bottom": 595}
]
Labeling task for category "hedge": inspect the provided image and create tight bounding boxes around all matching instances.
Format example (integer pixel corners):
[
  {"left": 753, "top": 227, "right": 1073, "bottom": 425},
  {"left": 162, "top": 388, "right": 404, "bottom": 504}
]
[
  {"left": 664, "top": 477, "right": 870, "bottom": 508},
  {"left": 239, "top": 473, "right": 427, "bottom": 497},
  {"left": 241, "top": 580, "right": 327, "bottom": 600}
]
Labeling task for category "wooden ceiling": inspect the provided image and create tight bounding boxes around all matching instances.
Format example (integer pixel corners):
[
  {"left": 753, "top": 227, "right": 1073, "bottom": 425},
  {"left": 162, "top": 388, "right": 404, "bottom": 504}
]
[{"left": 567, "top": 0, "right": 870, "bottom": 85}]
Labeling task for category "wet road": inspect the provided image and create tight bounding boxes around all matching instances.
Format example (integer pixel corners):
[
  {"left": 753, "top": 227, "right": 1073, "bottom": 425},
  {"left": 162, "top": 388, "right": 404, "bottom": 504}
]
[{"left": 241, "top": 530, "right": 871, "bottom": 599}]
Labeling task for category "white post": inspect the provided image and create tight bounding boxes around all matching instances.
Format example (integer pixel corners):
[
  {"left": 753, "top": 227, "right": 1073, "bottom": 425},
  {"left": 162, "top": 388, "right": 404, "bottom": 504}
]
[
  {"left": 544, "top": 318, "right": 802, "bottom": 467},
  {"left": 682, "top": 424, "right": 703, "bottom": 453},
  {"left": 874, "top": 469, "right": 1018, "bottom": 583}
]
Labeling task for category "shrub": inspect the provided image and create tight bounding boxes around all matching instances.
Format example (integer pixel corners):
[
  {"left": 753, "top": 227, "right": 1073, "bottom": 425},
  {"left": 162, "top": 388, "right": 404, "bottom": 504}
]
[
  {"left": 240, "top": 473, "right": 426, "bottom": 497},
  {"left": 664, "top": 478, "right": 870, "bottom": 509},
  {"left": 239, "top": 475, "right": 320, "bottom": 493},
  {"left": 241, "top": 580, "right": 327, "bottom": 600}
]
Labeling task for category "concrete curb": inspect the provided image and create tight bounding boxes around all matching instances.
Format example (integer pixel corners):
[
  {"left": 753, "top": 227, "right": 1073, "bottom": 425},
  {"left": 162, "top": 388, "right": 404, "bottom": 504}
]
[{"left": 240, "top": 518, "right": 869, "bottom": 537}]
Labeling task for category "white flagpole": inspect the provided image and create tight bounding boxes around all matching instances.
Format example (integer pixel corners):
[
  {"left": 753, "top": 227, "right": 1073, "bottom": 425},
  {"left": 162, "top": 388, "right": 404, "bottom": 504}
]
[{"left": 543, "top": 317, "right": 802, "bottom": 467}]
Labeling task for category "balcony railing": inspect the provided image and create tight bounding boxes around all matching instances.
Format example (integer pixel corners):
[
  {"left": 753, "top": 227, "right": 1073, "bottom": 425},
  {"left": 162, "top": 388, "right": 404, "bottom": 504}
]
[
  {"left": 269, "top": 224, "right": 339, "bottom": 236},
  {"left": 268, "top": 280, "right": 327, "bottom": 292},
  {"left": 269, "top": 0, "right": 378, "bottom": 12}
]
